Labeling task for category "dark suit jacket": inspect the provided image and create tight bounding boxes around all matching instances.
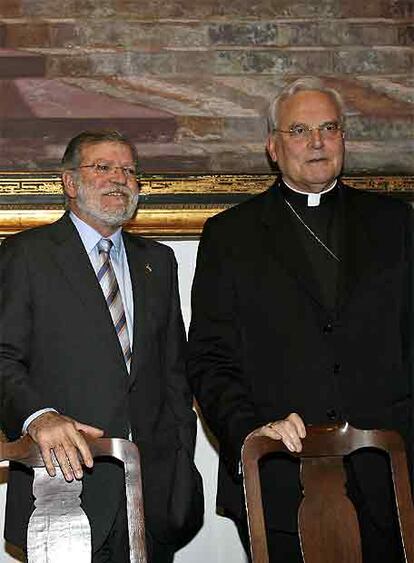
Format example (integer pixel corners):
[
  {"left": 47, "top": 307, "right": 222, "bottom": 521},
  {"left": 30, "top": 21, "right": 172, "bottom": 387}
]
[
  {"left": 188, "top": 179, "right": 413, "bottom": 532},
  {"left": 0, "top": 213, "right": 202, "bottom": 550}
]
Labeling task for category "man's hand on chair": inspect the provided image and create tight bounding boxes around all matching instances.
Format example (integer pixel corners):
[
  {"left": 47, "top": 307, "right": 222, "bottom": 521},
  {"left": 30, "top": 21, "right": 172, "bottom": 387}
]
[
  {"left": 249, "top": 412, "right": 306, "bottom": 453},
  {"left": 27, "top": 411, "right": 104, "bottom": 481}
]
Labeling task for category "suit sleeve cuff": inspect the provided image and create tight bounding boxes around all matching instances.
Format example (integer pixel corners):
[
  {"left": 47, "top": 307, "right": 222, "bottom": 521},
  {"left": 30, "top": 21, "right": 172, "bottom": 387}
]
[{"left": 22, "top": 408, "right": 58, "bottom": 434}]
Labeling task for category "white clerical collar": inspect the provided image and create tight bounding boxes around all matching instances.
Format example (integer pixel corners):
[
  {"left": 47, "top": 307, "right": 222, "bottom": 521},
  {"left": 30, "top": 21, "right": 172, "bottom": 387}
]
[{"left": 282, "top": 178, "right": 338, "bottom": 207}]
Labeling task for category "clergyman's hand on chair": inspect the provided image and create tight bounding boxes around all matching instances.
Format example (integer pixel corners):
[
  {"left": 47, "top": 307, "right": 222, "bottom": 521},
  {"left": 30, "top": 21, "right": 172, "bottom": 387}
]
[{"left": 249, "top": 412, "right": 306, "bottom": 453}]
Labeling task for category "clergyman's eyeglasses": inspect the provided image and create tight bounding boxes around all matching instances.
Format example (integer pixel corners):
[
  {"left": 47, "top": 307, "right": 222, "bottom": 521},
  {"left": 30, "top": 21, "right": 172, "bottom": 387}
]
[{"left": 274, "top": 121, "right": 344, "bottom": 141}]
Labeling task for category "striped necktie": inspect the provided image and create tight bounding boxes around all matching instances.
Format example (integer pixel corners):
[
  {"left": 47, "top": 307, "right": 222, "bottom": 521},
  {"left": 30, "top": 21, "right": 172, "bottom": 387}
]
[{"left": 97, "top": 238, "right": 132, "bottom": 371}]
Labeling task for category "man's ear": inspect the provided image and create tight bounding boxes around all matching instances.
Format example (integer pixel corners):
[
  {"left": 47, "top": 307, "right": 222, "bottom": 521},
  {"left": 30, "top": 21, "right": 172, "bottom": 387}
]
[
  {"left": 266, "top": 134, "right": 278, "bottom": 162},
  {"left": 62, "top": 171, "right": 77, "bottom": 199}
]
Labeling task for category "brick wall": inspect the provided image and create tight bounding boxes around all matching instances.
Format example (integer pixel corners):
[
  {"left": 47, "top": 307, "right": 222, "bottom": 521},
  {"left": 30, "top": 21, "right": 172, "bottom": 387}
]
[{"left": 0, "top": 0, "right": 412, "bottom": 173}]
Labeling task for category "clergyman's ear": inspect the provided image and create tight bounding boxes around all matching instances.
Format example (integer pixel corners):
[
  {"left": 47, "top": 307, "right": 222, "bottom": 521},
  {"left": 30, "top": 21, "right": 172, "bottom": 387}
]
[{"left": 266, "top": 134, "right": 278, "bottom": 162}]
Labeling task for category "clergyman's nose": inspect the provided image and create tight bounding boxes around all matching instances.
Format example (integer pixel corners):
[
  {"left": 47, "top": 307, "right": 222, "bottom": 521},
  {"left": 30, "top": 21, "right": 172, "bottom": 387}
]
[{"left": 308, "top": 128, "right": 323, "bottom": 148}]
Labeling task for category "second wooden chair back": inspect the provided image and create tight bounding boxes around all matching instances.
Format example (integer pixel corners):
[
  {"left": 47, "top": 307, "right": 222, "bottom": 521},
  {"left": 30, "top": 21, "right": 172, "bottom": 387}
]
[{"left": 242, "top": 423, "right": 414, "bottom": 563}]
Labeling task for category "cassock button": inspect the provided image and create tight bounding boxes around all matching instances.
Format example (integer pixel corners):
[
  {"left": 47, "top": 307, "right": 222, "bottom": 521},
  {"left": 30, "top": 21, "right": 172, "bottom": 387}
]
[
  {"left": 323, "top": 322, "right": 333, "bottom": 334},
  {"left": 326, "top": 408, "right": 337, "bottom": 420}
]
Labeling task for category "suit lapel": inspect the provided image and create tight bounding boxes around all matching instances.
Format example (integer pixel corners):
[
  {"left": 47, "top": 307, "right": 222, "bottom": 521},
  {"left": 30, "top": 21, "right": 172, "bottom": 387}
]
[
  {"left": 49, "top": 213, "right": 128, "bottom": 372},
  {"left": 260, "top": 181, "right": 326, "bottom": 309},
  {"left": 123, "top": 233, "right": 149, "bottom": 387}
]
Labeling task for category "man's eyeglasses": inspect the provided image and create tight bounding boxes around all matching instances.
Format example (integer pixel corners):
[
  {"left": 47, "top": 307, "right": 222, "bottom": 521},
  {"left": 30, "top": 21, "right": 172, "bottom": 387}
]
[
  {"left": 274, "top": 121, "right": 344, "bottom": 141},
  {"left": 74, "top": 163, "right": 138, "bottom": 178}
]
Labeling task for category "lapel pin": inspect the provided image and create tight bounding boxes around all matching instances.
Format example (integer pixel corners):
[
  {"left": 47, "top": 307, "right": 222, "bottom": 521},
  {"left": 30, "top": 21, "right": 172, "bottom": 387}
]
[{"left": 145, "top": 263, "right": 152, "bottom": 274}]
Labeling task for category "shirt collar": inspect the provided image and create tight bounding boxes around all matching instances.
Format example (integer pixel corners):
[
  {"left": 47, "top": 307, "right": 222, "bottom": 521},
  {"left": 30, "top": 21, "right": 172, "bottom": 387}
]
[
  {"left": 69, "top": 211, "right": 123, "bottom": 255},
  {"left": 282, "top": 178, "right": 337, "bottom": 207}
]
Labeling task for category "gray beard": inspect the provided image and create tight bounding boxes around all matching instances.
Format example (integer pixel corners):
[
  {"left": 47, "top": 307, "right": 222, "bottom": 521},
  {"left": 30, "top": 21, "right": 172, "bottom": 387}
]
[{"left": 76, "top": 182, "right": 139, "bottom": 227}]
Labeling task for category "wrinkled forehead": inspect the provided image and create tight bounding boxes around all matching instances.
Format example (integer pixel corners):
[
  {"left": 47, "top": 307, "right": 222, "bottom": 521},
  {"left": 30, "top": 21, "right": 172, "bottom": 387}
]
[
  {"left": 279, "top": 90, "right": 342, "bottom": 127},
  {"left": 79, "top": 140, "right": 135, "bottom": 163}
]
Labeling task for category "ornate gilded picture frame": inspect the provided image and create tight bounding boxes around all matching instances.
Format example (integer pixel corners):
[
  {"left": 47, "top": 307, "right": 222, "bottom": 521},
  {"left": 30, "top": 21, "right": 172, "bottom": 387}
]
[{"left": 0, "top": 172, "right": 413, "bottom": 237}]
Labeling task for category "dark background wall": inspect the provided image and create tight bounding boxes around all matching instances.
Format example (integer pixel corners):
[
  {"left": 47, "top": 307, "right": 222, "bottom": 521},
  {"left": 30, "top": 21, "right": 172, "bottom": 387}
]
[{"left": 0, "top": 0, "right": 412, "bottom": 174}]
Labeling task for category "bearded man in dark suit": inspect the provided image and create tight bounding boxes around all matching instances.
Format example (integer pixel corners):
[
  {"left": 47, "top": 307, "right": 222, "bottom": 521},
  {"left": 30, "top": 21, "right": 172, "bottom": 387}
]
[
  {"left": 188, "top": 78, "right": 413, "bottom": 562},
  {"left": 1, "top": 130, "right": 203, "bottom": 562}
]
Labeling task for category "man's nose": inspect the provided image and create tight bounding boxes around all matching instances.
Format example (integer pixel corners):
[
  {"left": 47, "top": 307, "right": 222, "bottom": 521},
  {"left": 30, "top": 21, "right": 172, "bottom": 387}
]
[
  {"left": 308, "top": 128, "right": 324, "bottom": 148},
  {"left": 109, "top": 166, "right": 128, "bottom": 182}
]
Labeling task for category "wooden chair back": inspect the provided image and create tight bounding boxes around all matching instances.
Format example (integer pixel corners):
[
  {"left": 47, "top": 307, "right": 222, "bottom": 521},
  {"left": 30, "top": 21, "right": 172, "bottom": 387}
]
[
  {"left": 242, "top": 423, "right": 414, "bottom": 563},
  {"left": 0, "top": 435, "right": 147, "bottom": 563}
]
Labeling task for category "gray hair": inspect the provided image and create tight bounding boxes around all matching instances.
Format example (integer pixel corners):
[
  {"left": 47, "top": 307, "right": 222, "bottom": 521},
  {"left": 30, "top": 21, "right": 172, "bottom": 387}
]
[
  {"left": 61, "top": 129, "right": 139, "bottom": 171},
  {"left": 268, "top": 77, "right": 345, "bottom": 133}
]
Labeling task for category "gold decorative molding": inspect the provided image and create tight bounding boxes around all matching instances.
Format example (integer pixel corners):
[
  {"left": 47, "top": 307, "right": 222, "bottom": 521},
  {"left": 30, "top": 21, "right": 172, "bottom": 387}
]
[
  {"left": 0, "top": 173, "right": 413, "bottom": 237},
  {"left": 0, "top": 177, "right": 63, "bottom": 197},
  {"left": 0, "top": 208, "right": 216, "bottom": 237},
  {"left": 1, "top": 172, "right": 414, "bottom": 196}
]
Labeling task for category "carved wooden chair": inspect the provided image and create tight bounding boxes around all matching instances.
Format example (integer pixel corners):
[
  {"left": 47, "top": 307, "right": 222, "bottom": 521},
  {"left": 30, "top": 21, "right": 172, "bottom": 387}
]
[
  {"left": 0, "top": 435, "right": 147, "bottom": 562},
  {"left": 242, "top": 423, "right": 414, "bottom": 563}
]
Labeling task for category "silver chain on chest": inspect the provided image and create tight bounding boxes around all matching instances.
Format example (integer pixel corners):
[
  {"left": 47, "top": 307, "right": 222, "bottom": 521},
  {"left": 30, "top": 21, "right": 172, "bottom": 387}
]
[{"left": 284, "top": 199, "right": 340, "bottom": 262}]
